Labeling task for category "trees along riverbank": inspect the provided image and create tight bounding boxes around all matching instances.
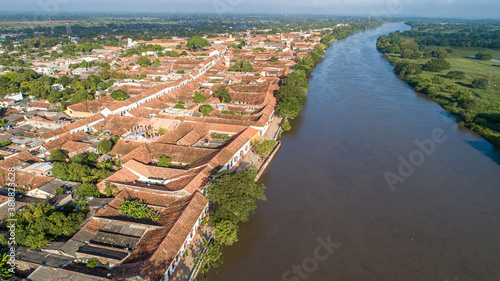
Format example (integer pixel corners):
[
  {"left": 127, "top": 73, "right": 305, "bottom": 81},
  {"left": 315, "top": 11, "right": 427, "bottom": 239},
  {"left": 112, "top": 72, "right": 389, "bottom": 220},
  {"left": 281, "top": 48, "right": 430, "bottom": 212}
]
[{"left": 377, "top": 22, "right": 500, "bottom": 148}]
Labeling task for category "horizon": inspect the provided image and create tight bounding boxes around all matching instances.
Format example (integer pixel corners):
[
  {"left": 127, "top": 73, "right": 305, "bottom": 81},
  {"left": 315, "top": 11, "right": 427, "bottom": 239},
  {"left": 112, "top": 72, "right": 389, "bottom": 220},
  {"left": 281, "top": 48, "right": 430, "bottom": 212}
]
[{"left": 2, "top": 0, "right": 500, "bottom": 20}]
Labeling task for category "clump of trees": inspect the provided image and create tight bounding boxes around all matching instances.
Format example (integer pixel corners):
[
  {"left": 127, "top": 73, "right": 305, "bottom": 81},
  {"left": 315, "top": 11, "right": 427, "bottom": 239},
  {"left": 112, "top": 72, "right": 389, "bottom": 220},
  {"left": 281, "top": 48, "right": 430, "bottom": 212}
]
[
  {"left": 206, "top": 167, "right": 266, "bottom": 245},
  {"left": 229, "top": 60, "right": 254, "bottom": 72},
  {"left": 186, "top": 36, "right": 211, "bottom": 51},
  {"left": 0, "top": 203, "right": 87, "bottom": 250},
  {"left": 137, "top": 56, "right": 151, "bottom": 67}
]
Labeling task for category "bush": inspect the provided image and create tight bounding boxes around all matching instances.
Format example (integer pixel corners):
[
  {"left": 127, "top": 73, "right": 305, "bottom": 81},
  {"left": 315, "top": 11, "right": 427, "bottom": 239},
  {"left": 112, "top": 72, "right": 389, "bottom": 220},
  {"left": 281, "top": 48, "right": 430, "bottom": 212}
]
[
  {"left": 157, "top": 156, "right": 172, "bottom": 168},
  {"left": 110, "top": 89, "right": 129, "bottom": 101},
  {"left": 194, "top": 92, "right": 207, "bottom": 103},
  {"left": 423, "top": 58, "right": 451, "bottom": 72},
  {"left": 97, "top": 139, "right": 112, "bottom": 154},
  {"left": 254, "top": 140, "right": 277, "bottom": 157},
  {"left": 472, "top": 78, "right": 489, "bottom": 89},
  {"left": 475, "top": 53, "right": 492, "bottom": 61},
  {"left": 199, "top": 104, "right": 213, "bottom": 116},
  {"left": 75, "top": 183, "right": 101, "bottom": 198},
  {"left": 118, "top": 200, "right": 160, "bottom": 221},
  {"left": 446, "top": 71, "right": 465, "bottom": 79}
]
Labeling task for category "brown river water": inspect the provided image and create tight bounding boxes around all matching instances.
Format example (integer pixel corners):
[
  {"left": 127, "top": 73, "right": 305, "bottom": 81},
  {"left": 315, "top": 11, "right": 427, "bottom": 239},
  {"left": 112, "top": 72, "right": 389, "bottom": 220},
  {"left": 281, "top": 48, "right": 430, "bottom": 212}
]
[{"left": 208, "top": 22, "right": 500, "bottom": 281}]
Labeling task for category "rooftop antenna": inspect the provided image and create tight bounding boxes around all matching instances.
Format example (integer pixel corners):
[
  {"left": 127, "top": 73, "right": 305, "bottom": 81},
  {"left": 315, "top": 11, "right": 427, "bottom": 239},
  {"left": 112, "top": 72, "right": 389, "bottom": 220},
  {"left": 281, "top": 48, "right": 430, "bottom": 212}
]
[
  {"left": 48, "top": 16, "right": 54, "bottom": 35},
  {"left": 66, "top": 22, "right": 72, "bottom": 39}
]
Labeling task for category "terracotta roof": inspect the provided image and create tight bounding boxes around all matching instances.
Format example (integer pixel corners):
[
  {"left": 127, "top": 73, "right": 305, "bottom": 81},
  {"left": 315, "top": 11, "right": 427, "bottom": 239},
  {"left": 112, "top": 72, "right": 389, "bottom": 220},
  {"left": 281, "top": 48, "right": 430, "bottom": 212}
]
[
  {"left": 0, "top": 151, "right": 42, "bottom": 169},
  {"left": 41, "top": 114, "right": 104, "bottom": 140},
  {"left": 114, "top": 192, "right": 207, "bottom": 280},
  {"left": 42, "top": 131, "right": 87, "bottom": 152}
]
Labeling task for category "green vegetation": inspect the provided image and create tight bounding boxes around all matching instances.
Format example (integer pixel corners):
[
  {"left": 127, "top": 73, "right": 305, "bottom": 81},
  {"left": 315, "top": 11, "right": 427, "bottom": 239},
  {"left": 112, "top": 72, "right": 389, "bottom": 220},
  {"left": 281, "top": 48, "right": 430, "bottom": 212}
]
[
  {"left": 97, "top": 138, "right": 112, "bottom": 154},
  {"left": 51, "top": 152, "right": 112, "bottom": 183},
  {"left": 86, "top": 258, "right": 98, "bottom": 268},
  {"left": 211, "top": 133, "right": 231, "bottom": 140},
  {"left": 158, "top": 127, "right": 167, "bottom": 135},
  {"left": 254, "top": 140, "right": 277, "bottom": 157},
  {"left": 206, "top": 166, "right": 266, "bottom": 244},
  {"left": 194, "top": 92, "right": 207, "bottom": 103},
  {"left": 118, "top": 199, "right": 160, "bottom": 221},
  {"left": 229, "top": 60, "right": 254, "bottom": 72},
  {"left": 0, "top": 253, "right": 14, "bottom": 279},
  {"left": 110, "top": 89, "right": 129, "bottom": 101},
  {"left": 137, "top": 56, "right": 151, "bottom": 67},
  {"left": 0, "top": 203, "right": 87, "bottom": 250},
  {"left": 186, "top": 36, "right": 212, "bottom": 51},
  {"left": 0, "top": 140, "right": 12, "bottom": 148},
  {"left": 50, "top": 150, "right": 68, "bottom": 162},
  {"left": 157, "top": 156, "right": 172, "bottom": 168},
  {"left": 199, "top": 104, "right": 213, "bottom": 116},
  {"left": 377, "top": 21, "right": 500, "bottom": 147},
  {"left": 214, "top": 85, "right": 231, "bottom": 103},
  {"left": 103, "top": 182, "right": 118, "bottom": 197}
]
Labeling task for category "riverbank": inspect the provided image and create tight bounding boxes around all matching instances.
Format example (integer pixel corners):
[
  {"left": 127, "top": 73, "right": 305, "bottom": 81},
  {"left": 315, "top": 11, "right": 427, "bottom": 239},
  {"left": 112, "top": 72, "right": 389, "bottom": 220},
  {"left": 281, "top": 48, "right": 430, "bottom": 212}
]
[{"left": 377, "top": 25, "right": 500, "bottom": 148}]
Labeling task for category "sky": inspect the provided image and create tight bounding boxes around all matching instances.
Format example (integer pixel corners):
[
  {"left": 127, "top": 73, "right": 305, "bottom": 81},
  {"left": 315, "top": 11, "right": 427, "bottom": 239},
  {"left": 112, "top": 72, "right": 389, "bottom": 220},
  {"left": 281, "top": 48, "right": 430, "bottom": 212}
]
[{"left": 3, "top": 0, "right": 500, "bottom": 19}]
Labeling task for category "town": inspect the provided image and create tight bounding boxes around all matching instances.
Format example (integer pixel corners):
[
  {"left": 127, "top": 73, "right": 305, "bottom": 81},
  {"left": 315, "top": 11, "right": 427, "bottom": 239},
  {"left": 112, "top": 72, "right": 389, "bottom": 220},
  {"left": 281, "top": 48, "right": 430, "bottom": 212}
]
[{"left": 0, "top": 19, "right": 344, "bottom": 280}]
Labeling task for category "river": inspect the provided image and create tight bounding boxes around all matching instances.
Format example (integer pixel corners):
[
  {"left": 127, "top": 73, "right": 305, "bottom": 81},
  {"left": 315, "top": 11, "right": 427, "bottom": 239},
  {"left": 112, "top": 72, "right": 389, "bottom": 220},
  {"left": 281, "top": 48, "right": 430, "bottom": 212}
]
[{"left": 209, "top": 22, "right": 500, "bottom": 281}]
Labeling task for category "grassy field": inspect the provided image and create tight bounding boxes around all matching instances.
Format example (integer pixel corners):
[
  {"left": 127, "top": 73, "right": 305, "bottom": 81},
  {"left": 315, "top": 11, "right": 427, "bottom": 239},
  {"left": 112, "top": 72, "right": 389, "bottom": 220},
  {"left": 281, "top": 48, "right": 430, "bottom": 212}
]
[{"left": 387, "top": 46, "right": 500, "bottom": 146}]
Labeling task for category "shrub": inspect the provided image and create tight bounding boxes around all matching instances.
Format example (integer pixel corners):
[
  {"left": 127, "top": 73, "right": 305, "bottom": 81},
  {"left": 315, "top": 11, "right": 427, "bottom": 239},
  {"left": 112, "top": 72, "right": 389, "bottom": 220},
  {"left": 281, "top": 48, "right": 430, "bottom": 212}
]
[
  {"left": 157, "top": 156, "right": 172, "bottom": 168},
  {"left": 199, "top": 104, "right": 213, "bottom": 116},
  {"left": 254, "top": 140, "right": 277, "bottom": 157}
]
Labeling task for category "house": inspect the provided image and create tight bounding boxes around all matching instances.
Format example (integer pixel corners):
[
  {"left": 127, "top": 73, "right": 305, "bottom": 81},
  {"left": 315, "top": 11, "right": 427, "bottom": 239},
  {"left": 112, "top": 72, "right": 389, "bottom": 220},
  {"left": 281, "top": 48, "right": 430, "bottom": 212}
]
[
  {"left": 29, "top": 100, "right": 51, "bottom": 111},
  {"left": 27, "top": 178, "right": 78, "bottom": 199},
  {"left": 22, "top": 162, "right": 53, "bottom": 176},
  {"left": 52, "top": 83, "right": 66, "bottom": 91},
  {"left": 4, "top": 92, "right": 23, "bottom": 101},
  {"left": 0, "top": 98, "right": 15, "bottom": 107}
]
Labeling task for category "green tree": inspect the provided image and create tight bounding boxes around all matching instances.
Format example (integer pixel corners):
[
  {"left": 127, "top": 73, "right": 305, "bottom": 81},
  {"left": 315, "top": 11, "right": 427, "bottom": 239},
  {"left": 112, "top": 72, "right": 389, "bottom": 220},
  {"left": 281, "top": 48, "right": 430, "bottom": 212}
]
[
  {"left": 0, "top": 203, "right": 86, "bottom": 250},
  {"left": 50, "top": 150, "right": 68, "bottom": 162},
  {"left": 229, "top": 60, "right": 254, "bottom": 72},
  {"left": 446, "top": 71, "right": 466, "bottom": 79},
  {"left": 98, "top": 68, "right": 110, "bottom": 80},
  {"left": 71, "top": 89, "right": 94, "bottom": 104},
  {"left": 103, "top": 182, "right": 118, "bottom": 197},
  {"left": 137, "top": 56, "right": 151, "bottom": 67},
  {"left": 75, "top": 183, "right": 101, "bottom": 198},
  {"left": 214, "top": 85, "right": 231, "bottom": 103},
  {"left": 206, "top": 166, "right": 266, "bottom": 224},
  {"left": 157, "top": 156, "right": 172, "bottom": 168},
  {"left": 276, "top": 96, "right": 303, "bottom": 119},
  {"left": 431, "top": 49, "right": 448, "bottom": 59},
  {"left": 472, "top": 78, "right": 489, "bottom": 89},
  {"left": 110, "top": 89, "right": 129, "bottom": 101},
  {"left": 475, "top": 53, "right": 492, "bottom": 61},
  {"left": 270, "top": 56, "right": 278, "bottom": 62},
  {"left": 97, "top": 139, "right": 112, "bottom": 154},
  {"left": 194, "top": 92, "right": 207, "bottom": 103},
  {"left": 423, "top": 58, "right": 451, "bottom": 72},
  {"left": 215, "top": 220, "right": 239, "bottom": 246},
  {"left": 186, "top": 36, "right": 212, "bottom": 51},
  {"left": 199, "top": 104, "right": 213, "bottom": 116}
]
